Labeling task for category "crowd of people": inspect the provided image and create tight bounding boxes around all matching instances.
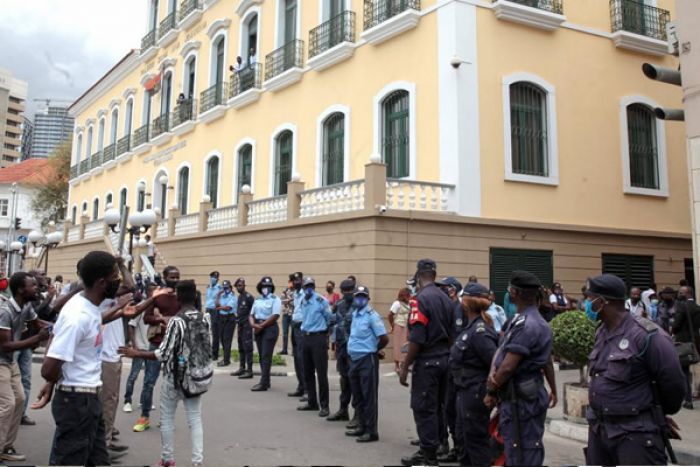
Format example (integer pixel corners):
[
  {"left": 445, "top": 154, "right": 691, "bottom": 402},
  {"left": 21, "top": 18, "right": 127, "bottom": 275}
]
[{"left": 0, "top": 251, "right": 696, "bottom": 466}]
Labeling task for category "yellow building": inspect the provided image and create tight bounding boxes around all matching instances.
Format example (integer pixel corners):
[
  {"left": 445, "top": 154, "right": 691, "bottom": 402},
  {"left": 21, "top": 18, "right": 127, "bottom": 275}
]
[{"left": 61, "top": 0, "right": 691, "bottom": 305}]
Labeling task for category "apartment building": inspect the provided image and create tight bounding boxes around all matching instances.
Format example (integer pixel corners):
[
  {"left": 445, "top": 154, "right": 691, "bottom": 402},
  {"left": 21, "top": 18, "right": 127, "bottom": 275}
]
[{"left": 0, "top": 69, "right": 28, "bottom": 167}]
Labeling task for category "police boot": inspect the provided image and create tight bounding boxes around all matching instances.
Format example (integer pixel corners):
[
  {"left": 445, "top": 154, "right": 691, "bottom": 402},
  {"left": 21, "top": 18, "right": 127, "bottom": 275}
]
[
  {"left": 230, "top": 368, "right": 245, "bottom": 377},
  {"left": 401, "top": 449, "right": 437, "bottom": 467},
  {"left": 345, "top": 412, "right": 361, "bottom": 429},
  {"left": 438, "top": 447, "right": 458, "bottom": 462},
  {"left": 436, "top": 441, "right": 450, "bottom": 458},
  {"left": 238, "top": 370, "right": 254, "bottom": 379},
  {"left": 327, "top": 409, "right": 349, "bottom": 422}
]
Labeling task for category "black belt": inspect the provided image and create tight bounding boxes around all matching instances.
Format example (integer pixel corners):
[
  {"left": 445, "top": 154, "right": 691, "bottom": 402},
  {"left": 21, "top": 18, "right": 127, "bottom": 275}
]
[
  {"left": 304, "top": 330, "right": 327, "bottom": 336},
  {"left": 592, "top": 407, "right": 651, "bottom": 423},
  {"left": 254, "top": 319, "right": 265, "bottom": 324}
]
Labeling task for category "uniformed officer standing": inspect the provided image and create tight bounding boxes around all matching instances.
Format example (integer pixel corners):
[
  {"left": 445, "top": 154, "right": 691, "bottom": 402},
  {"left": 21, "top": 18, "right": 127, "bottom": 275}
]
[
  {"left": 205, "top": 271, "right": 222, "bottom": 360},
  {"left": 344, "top": 286, "right": 388, "bottom": 443},
  {"left": 230, "top": 278, "right": 255, "bottom": 379},
  {"left": 450, "top": 282, "right": 498, "bottom": 467},
  {"left": 327, "top": 278, "right": 358, "bottom": 423},
  {"left": 484, "top": 271, "right": 557, "bottom": 467},
  {"left": 297, "top": 277, "right": 333, "bottom": 417},
  {"left": 250, "top": 276, "right": 281, "bottom": 391},
  {"left": 287, "top": 272, "right": 307, "bottom": 398},
  {"left": 584, "top": 274, "right": 685, "bottom": 465},
  {"left": 399, "top": 259, "right": 455, "bottom": 467},
  {"left": 216, "top": 280, "right": 238, "bottom": 367}
]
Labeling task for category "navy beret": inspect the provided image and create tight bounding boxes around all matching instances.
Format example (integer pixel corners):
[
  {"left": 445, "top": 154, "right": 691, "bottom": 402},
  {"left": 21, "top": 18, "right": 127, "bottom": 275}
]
[
  {"left": 416, "top": 259, "right": 437, "bottom": 273},
  {"left": 586, "top": 274, "right": 626, "bottom": 300},
  {"left": 339, "top": 279, "right": 356, "bottom": 292},
  {"left": 461, "top": 282, "right": 490, "bottom": 297},
  {"left": 436, "top": 276, "right": 463, "bottom": 293},
  {"left": 289, "top": 272, "right": 303, "bottom": 281},
  {"left": 510, "top": 270, "right": 542, "bottom": 289}
]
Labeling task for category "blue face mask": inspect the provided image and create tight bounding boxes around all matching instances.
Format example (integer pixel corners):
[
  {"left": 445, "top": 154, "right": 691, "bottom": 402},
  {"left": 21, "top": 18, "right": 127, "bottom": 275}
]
[
  {"left": 304, "top": 287, "right": 314, "bottom": 298},
  {"left": 353, "top": 296, "right": 369, "bottom": 309},
  {"left": 210, "top": 277, "right": 218, "bottom": 286},
  {"left": 223, "top": 287, "right": 231, "bottom": 295},
  {"left": 584, "top": 298, "right": 601, "bottom": 322}
]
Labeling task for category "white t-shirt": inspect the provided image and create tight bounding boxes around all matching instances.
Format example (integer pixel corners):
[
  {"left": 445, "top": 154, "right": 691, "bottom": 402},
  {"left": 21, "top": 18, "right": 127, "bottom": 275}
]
[
  {"left": 46, "top": 294, "right": 103, "bottom": 387},
  {"left": 625, "top": 299, "right": 647, "bottom": 318},
  {"left": 100, "top": 299, "right": 125, "bottom": 363},
  {"left": 549, "top": 293, "right": 568, "bottom": 307},
  {"left": 129, "top": 313, "right": 150, "bottom": 351}
]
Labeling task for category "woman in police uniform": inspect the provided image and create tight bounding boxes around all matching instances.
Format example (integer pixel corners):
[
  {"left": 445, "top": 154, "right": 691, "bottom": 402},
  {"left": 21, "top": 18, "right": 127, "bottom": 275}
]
[
  {"left": 250, "top": 276, "right": 281, "bottom": 391},
  {"left": 449, "top": 282, "right": 498, "bottom": 467}
]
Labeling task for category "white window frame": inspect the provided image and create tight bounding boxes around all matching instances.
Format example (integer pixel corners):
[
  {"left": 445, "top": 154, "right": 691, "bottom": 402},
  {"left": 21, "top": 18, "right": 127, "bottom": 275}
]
[
  {"left": 105, "top": 191, "right": 114, "bottom": 209},
  {"left": 316, "top": 104, "right": 350, "bottom": 187},
  {"left": 202, "top": 151, "right": 222, "bottom": 207},
  {"left": 74, "top": 132, "right": 83, "bottom": 164},
  {"left": 269, "top": 123, "right": 298, "bottom": 196},
  {"left": 124, "top": 97, "right": 135, "bottom": 136},
  {"left": 239, "top": 7, "right": 262, "bottom": 60},
  {"left": 97, "top": 118, "right": 106, "bottom": 151},
  {"left": 619, "top": 95, "right": 668, "bottom": 197},
  {"left": 176, "top": 162, "right": 192, "bottom": 214},
  {"left": 373, "top": 81, "right": 417, "bottom": 180},
  {"left": 110, "top": 106, "right": 120, "bottom": 144},
  {"left": 152, "top": 167, "right": 170, "bottom": 217},
  {"left": 85, "top": 126, "right": 94, "bottom": 160},
  {"left": 0, "top": 199, "right": 8, "bottom": 217},
  {"left": 501, "top": 72, "right": 559, "bottom": 186},
  {"left": 319, "top": 0, "right": 352, "bottom": 21},
  {"left": 182, "top": 51, "right": 199, "bottom": 99},
  {"left": 119, "top": 185, "right": 129, "bottom": 212},
  {"left": 92, "top": 196, "right": 100, "bottom": 220},
  {"left": 274, "top": 0, "right": 302, "bottom": 48},
  {"left": 234, "top": 138, "right": 257, "bottom": 202},
  {"left": 135, "top": 179, "right": 147, "bottom": 210}
]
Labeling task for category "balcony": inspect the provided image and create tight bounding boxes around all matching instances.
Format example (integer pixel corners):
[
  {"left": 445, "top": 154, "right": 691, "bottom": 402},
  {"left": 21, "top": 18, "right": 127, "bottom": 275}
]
[
  {"left": 308, "top": 11, "right": 356, "bottom": 71},
  {"left": 140, "top": 29, "right": 157, "bottom": 60},
  {"left": 362, "top": 0, "right": 421, "bottom": 45},
  {"left": 70, "top": 164, "right": 78, "bottom": 180},
  {"left": 79, "top": 158, "right": 90, "bottom": 175},
  {"left": 228, "top": 64, "right": 263, "bottom": 109},
  {"left": 103, "top": 144, "right": 116, "bottom": 166},
  {"left": 610, "top": 0, "right": 670, "bottom": 56},
  {"left": 89, "top": 151, "right": 103, "bottom": 174},
  {"left": 199, "top": 82, "right": 229, "bottom": 124},
  {"left": 491, "top": 0, "right": 565, "bottom": 31},
  {"left": 151, "top": 113, "right": 173, "bottom": 146},
  {"left": 172, "top": 99, "right": 197, "bottom": 135},
  {"left": 264, "top": 40, "right": 305, "bottom": 92},
  {"left": 117, "top": 135, "right": 132, "bottom": 159},
  {"left": 179, "top": 0, "right": 203, "bottom": 29},
  {"left": 158, "top": 12, "right": 179, "bottom": 47},
  {"left": 132, "top": 124, "right": 151, "bottom": 154}
]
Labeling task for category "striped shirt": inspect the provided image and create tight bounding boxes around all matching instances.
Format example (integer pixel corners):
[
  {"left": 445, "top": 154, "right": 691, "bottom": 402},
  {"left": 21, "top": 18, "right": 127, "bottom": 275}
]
[{"left": 154, "top": 307, "right": 211, "bottom": 381}]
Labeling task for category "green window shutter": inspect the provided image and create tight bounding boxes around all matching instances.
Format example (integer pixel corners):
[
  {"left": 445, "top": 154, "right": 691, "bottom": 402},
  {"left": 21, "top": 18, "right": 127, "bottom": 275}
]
[
  {"left": 627, "top": 103, "right": 659, "bottom": 189},
  {"left": 382, "top": 90, "right": 409, "bottom": 178},
  {"left": 207, "top": 157, "right": 219, "bottom": 208},
  {"left": 601, "top": 254, "right": 654, "bottom": 290},
  {"left": 275, "top": 131, "right": 293, "bottom": 196},
  {"left": 323, "top": 113, "right": 345, "bottom": 186},
  {"left": 237, "top": 144, "right": 253, "bottom": 201},
  {"left": 178, "top": 167, "right": 189, "bottom": 215},
  {"left": 490, "top": 248, "right": 553, "bottom": 306},
  {"left": 510, "top": 82, "right": 548, "bottom": 177}
]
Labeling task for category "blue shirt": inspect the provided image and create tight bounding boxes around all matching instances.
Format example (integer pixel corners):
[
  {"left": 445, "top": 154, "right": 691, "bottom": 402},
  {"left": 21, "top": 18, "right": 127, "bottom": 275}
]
[
  {"left": 291, "top": 289, "right": 305, "bottom": 323},
  {"left": 205, "top": 284, "right": 222, "bottom": 310},
  {"left": 252, "top": 294, "right": 282, "bottom": 321},
  {"left": 493, "top": 305, "right": 552, "bottom": 379},
  {"left": 347, "top": 305, "right": 387, "bottom": 361},
  {"left": 300, "top": 292, "right": 332, "bottom": 332},
  {"left": 218, "top": 292, "right": 237, "bottom": 315},
  {"left": 487, "top": 303, "right": 507, "bottom": 332}
]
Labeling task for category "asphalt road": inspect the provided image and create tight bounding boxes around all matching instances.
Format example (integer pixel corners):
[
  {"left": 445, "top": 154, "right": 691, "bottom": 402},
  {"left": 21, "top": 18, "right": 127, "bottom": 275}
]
[{"left": 10, "top": 361, "right": 586, "bottom": 466}]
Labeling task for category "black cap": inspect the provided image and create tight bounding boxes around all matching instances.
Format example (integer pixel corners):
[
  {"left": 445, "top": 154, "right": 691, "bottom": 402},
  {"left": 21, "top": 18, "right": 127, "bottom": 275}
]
[
  {"left": 222, "top": 280, "right": 232, "bottom": 288},
  {"left": 436, "top": 276, "right": 463, "bottom": 293},
  {"left": 289, "top": 272, "right": 303, "bottom": 281},
  {"left": 354, "top": 286, "right": 370, "bottom": 297},
  {"left": 257, "top": 276, "right": 275, "bottom": 294},
  {"left": 210, "top": 271, "right": 220, "bottom": 278},
  {"left": 339, "top": 278, "right": 356, "bottom": 292},
  {"left": 234, "top": 277, "right": 245, "bottom": 286},
  {"left": 585, "top": 274, "right": 626, "bottom": 300},
  {"left": 659, "top": 286, "right": 676, "bottom": 296},
  {"left": 461, "top": 282, "right": 489, "bottom": 297},
  {"left": 416, "top": 259, "right": 437, "bottom": 273},
  {"left": 510, "top": 270, "right": 542, "bottom": 289},
  {"left": 302, "top": 276, "right": 316, "bottom": 288}
]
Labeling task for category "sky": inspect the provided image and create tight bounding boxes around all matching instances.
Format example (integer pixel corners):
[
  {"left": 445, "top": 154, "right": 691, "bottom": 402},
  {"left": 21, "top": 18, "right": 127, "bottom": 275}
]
[{"left": 0, "top": 0, "right": 147, "bottom": 117}]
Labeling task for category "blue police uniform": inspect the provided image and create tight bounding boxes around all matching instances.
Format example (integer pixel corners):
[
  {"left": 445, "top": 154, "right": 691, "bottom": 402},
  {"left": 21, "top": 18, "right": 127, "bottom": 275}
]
[
  {"left": 300, "top": 288, "right": 333, "bottom": 411},
  {"left": 442, "top": 299, "right": 466, "bottom": 457},
  {"left": 449, "top": 315, "right": 498, "bottom": 466},
  {"left": 330, "top": 286, "right": 358, "bottom": 419},
  {"left": 217, "top": 291, "right": 238, "bottom": 365},
  {"left": 251, "top": 293, "right": 281, "bottom": 388},
  {"left": 291, "top": 287, "right": 306, "bottom": 395},
  {"left": 234, "top": 290, "right": 255, "bottom": 375},
  {"left": 493, "top": 305, "right": 552, "bottom": 466},
  {"left": 347, "top": 303, "right": 387, "bottom": 438},
  {"left": 206, "top": 283, "right": 222, "bottom": 360}
]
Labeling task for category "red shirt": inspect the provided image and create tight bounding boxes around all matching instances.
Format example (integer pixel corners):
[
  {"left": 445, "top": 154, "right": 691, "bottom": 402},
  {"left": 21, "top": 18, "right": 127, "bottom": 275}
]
[
  {"left": 325, "top": 292, "right": 341, "bottom": 308},
  {"left": 144, "top": 291, "right": 180, "bottom": 345}
]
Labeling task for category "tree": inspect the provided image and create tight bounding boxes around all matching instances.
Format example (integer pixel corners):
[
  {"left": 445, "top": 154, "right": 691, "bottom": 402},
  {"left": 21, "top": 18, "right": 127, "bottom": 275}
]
[
  {"left": 30, "top": 140, "right": 71, "bottom": 227},
  {"left": 550, "top": 310, "right": 597, "bottom": 385}
]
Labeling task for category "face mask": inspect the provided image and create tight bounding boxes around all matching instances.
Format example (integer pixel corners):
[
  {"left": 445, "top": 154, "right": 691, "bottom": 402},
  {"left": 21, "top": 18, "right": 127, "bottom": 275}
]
[
  {"left": 584, "top": 298, "right": 601, "bottom": 322},
  {"left": 236, "top": 286, "right": 245, "bottom": 294},
  {"left": 651, "top": 299, "right": 659, "bottom": 306},
  {"left": 343, "top": 292, "right": 354, "bottom": 303},
  {"left": 224, "top": 287, "right": 231, "bottom": 294},
  {"left": 261, "top": 287, "right": 270, "bottom": 296},
  {"left": 353, "top": 296, "right": 369, "bottom": 309},
  {"left": 304, "top": 288, "right": 314, "bottom": 298},
  {"left": 293, "top": 282, "right": 302, "bottom": 291},
  {"left": 165, "top": 280, "right": 178, "bottom": 289},
  {"left": 210, "top": 277, "right": 218, "bottom": 286},
  {"left": 326, "top": 287, "right": 334, "bottom": 294},
  {"left": 440, "top": 287, "right": 450, "bottom": 297},
  {"left": 105, "top": 279, "right": 121, "bottom": 299}
]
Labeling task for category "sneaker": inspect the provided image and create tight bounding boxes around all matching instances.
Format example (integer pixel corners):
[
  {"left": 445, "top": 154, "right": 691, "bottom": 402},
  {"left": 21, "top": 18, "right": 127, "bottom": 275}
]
[
  {"left": 133, "top": 416, "right": 150, "bottom": 432},
  {"left": 157, "top": 459, "right": 176, "bottom": 467},
  {"left": 123, "top": 402, "right": 133, "bottom": 413},
  {"left": 1, "top": 447, "right": 27, "bottom": 462}
]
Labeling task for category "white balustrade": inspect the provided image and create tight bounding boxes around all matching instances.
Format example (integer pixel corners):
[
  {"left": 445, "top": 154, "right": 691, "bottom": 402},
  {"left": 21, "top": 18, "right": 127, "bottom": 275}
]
[
  {"left": 207, "top": 205, "right": 238, "bottom": 231},
  {"left": 299, "top": 180, "right": 365, "bottom": 218},
  {"left": 156, "top": 219, "right": 169, "bottom": 238},
  {"left": 247, "top": 196, "right": 288, "bottom": 225},
  {"left": 83, "top": 220, "right": 104, "bottom": 240},
  {"left": 67, "top": 225, "right": 80, "bottom": 242},
  {"left": 385, "top": 179, "right": 455, "bottom": 212},
  {"left": 174, "top": 213, "right": 199, "bottom": 235}
]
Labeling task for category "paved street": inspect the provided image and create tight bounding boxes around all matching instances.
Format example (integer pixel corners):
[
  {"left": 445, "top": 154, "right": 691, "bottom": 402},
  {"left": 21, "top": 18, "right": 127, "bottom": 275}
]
[{"left": 9, "top": 360, "right": 586, "bottom": 466}]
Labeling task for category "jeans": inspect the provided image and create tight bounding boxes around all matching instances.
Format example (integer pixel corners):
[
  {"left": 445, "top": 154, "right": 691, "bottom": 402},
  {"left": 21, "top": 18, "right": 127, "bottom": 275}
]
[
  {"left": 124, "top": 357, "right": 146, "bottom": 404},
  {"left": 50, "top": 390, "right": 109, "bottom": 466},
  {"left": 160, "top": 378, "right": 203, "bottom": 464},
  {"left": 17, "top": 348, "right": 32, "bottom": 415},
  {"left": 281, "top": 314, "right": 292, "bottom": 353},
  {"left": 141, "top": 344, "right": 161, "bottom": 418}
]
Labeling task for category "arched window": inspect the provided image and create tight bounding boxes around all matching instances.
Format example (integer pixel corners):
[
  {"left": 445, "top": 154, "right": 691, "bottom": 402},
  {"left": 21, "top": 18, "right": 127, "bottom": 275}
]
[
  {"left": 92, "top": 198, "right": 99, "bottom": 221},
  {"left": 137, "top": 185, "right": 146, "bottom": 211},
  {"left": 509, "top": 82, "right": 548, "bottom": 177},
  {"left": 382, "top": 90, "right": 409, "bottom": 178},
  {"left": 178, "top": 166, "right": 190, "bottom": 215},
  {"left": 142, "top": 90, "right": 153, "bottom": 125},
  {"left": 71, "top": 206, "right": 77, "bottom": 224},
  {"left": 81, "top": 201, "right": 88, "bottom": 217},
  {"left": 153, "top": 171, "right": 169, "bottom": 217},
  {"left": 119, "top": 188, "right": 128, "bottom": 213},
  {"left": 110, "top": 108, "right": 119, "bottom": 144},
  {"left": 274, "top": 131, "right": 293, "bottom": 196},
  {"left": 184, "top": 56, "right": 197, "bottom": 99},
  {"left": 627, "top": 103, "right": 659, "bottom": 189},
  {"left": 124, "top": 99, "right": 134, "bottom": 136},
  {"left": 97, "top": 119, "right": 105, "bottom": 151},
  {"left": 161, "top": 72, "right": 173, "bottom": 116},
  {"left": 283, "top": 0, "right": 297, "bottom": 45},
  {"left": 149, "top": 0, "right": 159, "bottom": 32},
  {"left": 106, "top": 193, "right": 113, "bottom": 207},
  {"left": 75, "top": 134, "right": 83, "bottom": 162},
  {"left": 206, "top": 157, "right": 220, "bottom": 208},
  {"left": 213, "top": 36, "right": 226, "bottom": 87},
  {"left": 85, "top": 127, "right": 93, "bottom": 159},
  {"left": 322, "top": 113, "right": 344, "bottom": 186},
  {"left": 244, "top": 14, "right": 259, "bottom": 62},
  {"left": 237, "top": 144, "right": 253, "bottom": 199}
]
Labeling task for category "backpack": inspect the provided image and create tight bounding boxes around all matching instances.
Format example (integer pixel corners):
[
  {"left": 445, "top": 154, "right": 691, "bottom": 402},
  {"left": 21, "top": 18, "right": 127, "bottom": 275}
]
[{"left": 175, "top": 310, "right": 214, "bottom": 398}]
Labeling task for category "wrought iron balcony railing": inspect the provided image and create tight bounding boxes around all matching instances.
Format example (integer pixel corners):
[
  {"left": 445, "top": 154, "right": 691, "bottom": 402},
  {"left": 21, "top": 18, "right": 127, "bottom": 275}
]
[
  {"left": 610, "top": 0, "right": 669, "bottom": 40},
  {"left": 159, "top": 12, "right": 178, "bottom": 39},
  {"left": 133, "top": 124, "right": 150, "bottom": 147},
  {"left": 230, "top": 63, "right": 262, "bottom": 98},
  {"left": 264, "top": 40, "right": 305, "bottom": 81},
  {"left": 200, "top": 82, "right": 229, "bottom": 114},
  {"left": 151, "top": 113, "right": 171, "bottom": 139},
  {"left": 141, "top": 29, "right": 156, "bottom": 51},
  {"left": 172, "top": 99, "right": 197, "bottom": 127},
  {"left": 103, "top": 143, "right": 116, "bottom": 162},
  {"left": 70, "top": 164, "right": 78, "bottom": 179},
  {"left": 179, "top": 0, "right": 202, "bottom": 21},
  {"left": 90, "top": 151, "right": 103, "bottom": 169},
  {"left": 309, "top": 11, "right": 356, "bottom": 58},
  {"left": 364, "top": 0, "right": 421, "bottom": 30},
  {"left": 79, "top": 158, "right": 90, "bottom": 175},
  {"left": 117, "top": 135, "right": 131, "bottom": 156},
  {"left": 491, "top": 0, "right": 562, "bottom": 14}
]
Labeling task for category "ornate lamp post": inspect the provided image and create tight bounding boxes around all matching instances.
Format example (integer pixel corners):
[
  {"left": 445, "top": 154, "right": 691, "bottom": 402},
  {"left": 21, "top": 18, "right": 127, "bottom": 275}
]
[
  {"left": 8, "top": 241, "right": 22, "bottom": 275},
  {"left": 103, "top": 206, "right": 156, "bottom": 271},
  {"left": 29, "top": 230, "right": 64, "bottom": 274}
]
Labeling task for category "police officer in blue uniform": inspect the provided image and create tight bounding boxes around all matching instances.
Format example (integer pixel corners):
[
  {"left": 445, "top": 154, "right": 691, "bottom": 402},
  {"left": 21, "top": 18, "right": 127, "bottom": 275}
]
[
  {"left": 216, "top": 279, "right": 238, "bottom": 367},
  {"left": 205, "top": 271, "right": 222, "bottom": 360},
  {"left": 584, "top": 274, "right": 685, "bottom": 465},
  {"left": 297, "top": 276, "right": 333, "bottom": 417},
  {"left": 450, "top": 282, "right": 498, "bottom": 466},
  {"left": 399, "top": 259, "right": 455, "bottom": 466},
  {"left": 250, "top": 276, "right": 281, "bottom": 391},
  {"left": 484, "top": 271, "right": 557, "bottom": 467},
  {"left": 345, "top": 286, "right": 389, "bottom": 443},
  {"left": 230, "top": 277, "right": 255, "bottom": 379},
  {"left": 287, "top": 272, "right": 307, "bottom": 398},
  {"left": 327, "top": 278, "right": 358, "bottom": 423}
]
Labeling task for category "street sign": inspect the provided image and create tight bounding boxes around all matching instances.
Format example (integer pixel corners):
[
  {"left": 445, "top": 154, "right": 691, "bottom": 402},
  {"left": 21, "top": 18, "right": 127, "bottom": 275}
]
[{"left": 17, "top": 235, "right": 27, "bottom": 244}]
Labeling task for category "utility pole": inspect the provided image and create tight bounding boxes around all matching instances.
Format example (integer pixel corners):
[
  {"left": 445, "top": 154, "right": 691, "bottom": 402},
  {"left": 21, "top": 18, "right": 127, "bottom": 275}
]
[{"left": 5, "top": 182, "right": 18, "bottom": 276}]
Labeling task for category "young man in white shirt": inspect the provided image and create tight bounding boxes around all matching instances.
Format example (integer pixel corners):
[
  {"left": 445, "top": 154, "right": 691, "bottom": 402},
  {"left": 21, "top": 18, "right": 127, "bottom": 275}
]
[{"left": 625, "top": 287, "right": 648, "bottom": 318}]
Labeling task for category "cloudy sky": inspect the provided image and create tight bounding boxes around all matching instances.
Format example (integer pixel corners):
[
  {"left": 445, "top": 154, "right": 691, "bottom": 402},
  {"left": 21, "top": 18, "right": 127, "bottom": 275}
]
[{"left": 0, "top": 1, "right": 147, "bottom": 116}]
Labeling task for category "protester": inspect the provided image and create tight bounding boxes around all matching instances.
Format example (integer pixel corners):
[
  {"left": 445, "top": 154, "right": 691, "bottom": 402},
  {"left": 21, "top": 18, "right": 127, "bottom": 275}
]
[
  {"left": 486, "top": 290, "right": 507, "bottom": 333},
  {"left": 658, "top": 286, "right": 677, "bottom": 333},
  {"left": 672, "top": 285, "right": 700, "bottom": 409},
  {"left": 123, "top": 285, "right": 154, "bottom": 414},
  {"left": 549, "top": 282, "right": 572, "bottom": 313},
  {"left": 279, "top": 279, "right": 295, "bottom": 355},
  {"left": 624, "top": 287, "right": 648, "bottom": 318},
  {"left": 145, "top": 235, "right": 156, "bottom": 266},
  {"left": 388, "top": 287, "right": 411, "bottom": 373}
]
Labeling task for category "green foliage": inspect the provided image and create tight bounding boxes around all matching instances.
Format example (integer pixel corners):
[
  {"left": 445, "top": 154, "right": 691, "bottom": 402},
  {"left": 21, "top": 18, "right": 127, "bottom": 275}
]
[
  {"left": 29, "top": 140, "right": 71, "bottom": 227},
  {"left": 551, "top": 311, "right": 597, "bottom": 383},
  {"left": 229, "top": 349, "right": 287, "bottom": 366}
]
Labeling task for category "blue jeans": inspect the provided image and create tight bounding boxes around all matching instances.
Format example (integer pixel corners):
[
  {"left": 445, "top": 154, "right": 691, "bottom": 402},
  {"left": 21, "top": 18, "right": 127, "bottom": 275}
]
[
  {"left": 141, "top": 344, "right": 161, "bottom": 418},
  {"left": 17, "top": 348, "right": 32, "bottom": 415},
  {"left": 124, "top": 357, "right": 146, "bottom": 404}
]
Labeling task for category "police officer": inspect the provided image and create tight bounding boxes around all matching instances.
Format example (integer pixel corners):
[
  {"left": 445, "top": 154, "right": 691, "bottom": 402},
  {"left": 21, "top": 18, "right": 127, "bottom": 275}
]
[
  {"left": 484, "top": 271, "right": 556, "bottom": 467},
  {"left": 287, "top": 272, "right": 306, "bottom": 398},
  {"left": 584, "top": 274, "right": 685, "bottom": 465},
  {"left": 345, "top": 286, "right": 388, "bottom": 443},
  {"left": 205, "top": 271, "right": 222, "bottom": 360},
  {"left": 327, "top": 278, "right": 358, "bottom": 422},
  {"left": 250, "top": 276, "right": 281, "bottom": 391},
  {"left": 216, "top": 280, "right": 238, "bottom": 367},
  {"left": 399, "top": 259, "right": 455, "bottom": 466},
  {"left": 297, "top": 276, "right": 333, "bottom": 417},
  {"left": 230, "top": 278, "right": 255, "bottom": 379},
  {"left": 450, "top": 282, "right": 498, "bottom": 467}
]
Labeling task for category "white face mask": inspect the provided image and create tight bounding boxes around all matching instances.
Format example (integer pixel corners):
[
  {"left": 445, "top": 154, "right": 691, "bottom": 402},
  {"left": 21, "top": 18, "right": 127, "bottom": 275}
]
[{"left": 261, "top": 287, "right": 270, "bottom": 296}]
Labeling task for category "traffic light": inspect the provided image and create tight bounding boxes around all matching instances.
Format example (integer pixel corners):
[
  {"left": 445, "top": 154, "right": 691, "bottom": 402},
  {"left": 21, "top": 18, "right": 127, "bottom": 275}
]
[
  {"left": 14, "top": 217, "right": 21, "bottom": 230},
  {"left": 642, "top": 63, "right": 684, "bottom": 121}
]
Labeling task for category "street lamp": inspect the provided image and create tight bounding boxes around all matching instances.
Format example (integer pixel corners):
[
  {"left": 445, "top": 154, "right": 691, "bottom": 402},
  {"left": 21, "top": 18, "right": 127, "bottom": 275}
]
[
  {"left": 28, "top": 229, "right": 63, "bottom": 274},
  {"left": 9, "top": 241, "right": 22, "bottom": 275},
  {"left": 104, "top": 206, "right": 156, "bottom": 271}
]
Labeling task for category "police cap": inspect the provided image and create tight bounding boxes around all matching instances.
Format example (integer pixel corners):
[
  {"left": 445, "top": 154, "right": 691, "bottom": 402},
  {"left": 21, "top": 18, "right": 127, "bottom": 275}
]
[
  {"left": 509, "top": 270, "right": 542, "bottom": 289},
  {"left": 289, "top": 271, "right": 303, "bottom": 281},
  {"left": 210, "top": 271, "right": 220, "bottom": 278},
  {"left": 302, "top": 276, "right": 316, "bottom": 288},
  {"left": 339, "top": 278, "right": 356, "bottom": 292},
  {"left": 461, "top": 282, "right": 490, "bottom": 297},
  {"left": 354, "top": 286, "right": 370, "bottom": 297},
  {"left": 257, "top": 276, "right": 275, "bottom": 294},
  {"left": 222, "top": 280, "right": 232, "bottom": 288},
  {"left": 416, "top": 259, "right": 437, "bottom": 273},
  {"left": 436, "top": 276, "right": 462, "bottom": 293},
  {"left": 585, "top": 274, "right": 626, "bottom": 300},
  {"left": 234, "top": 277, "right": 245, "bottom": 286}
]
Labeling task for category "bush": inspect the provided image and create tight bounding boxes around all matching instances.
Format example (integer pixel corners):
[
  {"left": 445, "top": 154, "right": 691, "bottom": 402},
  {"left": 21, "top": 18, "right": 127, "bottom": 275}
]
[
  {"left": 550, "top": 310, "right": 597, "bottom": 385},
  {"left": 229, "top": 349, "right": 287, "bottom": 366}
]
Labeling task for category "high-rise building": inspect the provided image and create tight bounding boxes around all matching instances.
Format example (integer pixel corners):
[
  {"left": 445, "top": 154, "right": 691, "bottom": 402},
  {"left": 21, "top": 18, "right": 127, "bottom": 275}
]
[
  {"left": 20, "top": 116, "right": 33, "bottom": 160},
  {"left": 0, "top": 69, "right": 28, "bottom": 167},
  {"left": 29, "top": 106, "right": 74, "bottom": 159}
]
